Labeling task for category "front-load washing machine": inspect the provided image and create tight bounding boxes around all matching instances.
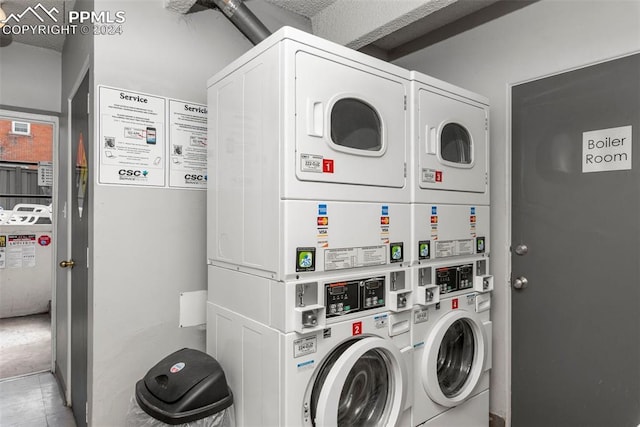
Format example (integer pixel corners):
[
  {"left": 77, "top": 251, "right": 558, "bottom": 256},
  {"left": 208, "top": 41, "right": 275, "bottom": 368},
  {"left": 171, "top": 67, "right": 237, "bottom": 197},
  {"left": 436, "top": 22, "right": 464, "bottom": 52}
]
[
  {"left": 411, "top": 292, "right": 492, "bottom": 426},
  {"left": 207, "top": 303, "right": 413, "bottom": 427},
  {"left": 409, "top": 71, "right": 490, "bottom": 206}
]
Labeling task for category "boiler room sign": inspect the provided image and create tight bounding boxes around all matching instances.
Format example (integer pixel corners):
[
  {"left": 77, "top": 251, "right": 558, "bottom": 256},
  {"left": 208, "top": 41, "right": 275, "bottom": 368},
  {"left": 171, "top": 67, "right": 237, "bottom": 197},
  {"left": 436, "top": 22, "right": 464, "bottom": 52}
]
[{"left": 582, "top": 125, "right": 632, "bottom": 173}]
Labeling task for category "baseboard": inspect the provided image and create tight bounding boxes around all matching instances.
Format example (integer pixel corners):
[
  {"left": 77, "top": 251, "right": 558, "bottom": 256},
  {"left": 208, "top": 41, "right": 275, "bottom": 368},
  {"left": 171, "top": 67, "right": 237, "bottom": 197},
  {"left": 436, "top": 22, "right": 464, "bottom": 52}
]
[{"left": 54, "top": 361, "right": 69, "bottom": 406}]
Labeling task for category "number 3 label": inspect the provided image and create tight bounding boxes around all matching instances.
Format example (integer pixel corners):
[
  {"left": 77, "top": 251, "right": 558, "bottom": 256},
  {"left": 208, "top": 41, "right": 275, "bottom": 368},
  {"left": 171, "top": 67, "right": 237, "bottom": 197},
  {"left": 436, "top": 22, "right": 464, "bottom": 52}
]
[{"left": 352, "top": 321, "right": 362, "bottom": 336}]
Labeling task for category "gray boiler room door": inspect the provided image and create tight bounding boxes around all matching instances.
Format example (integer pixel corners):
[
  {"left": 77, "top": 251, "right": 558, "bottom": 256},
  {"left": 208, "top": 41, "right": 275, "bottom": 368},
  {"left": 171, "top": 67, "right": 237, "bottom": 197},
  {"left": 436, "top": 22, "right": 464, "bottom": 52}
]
[{"left": 511, "top": 53, "right": 640, "bottom": 427}]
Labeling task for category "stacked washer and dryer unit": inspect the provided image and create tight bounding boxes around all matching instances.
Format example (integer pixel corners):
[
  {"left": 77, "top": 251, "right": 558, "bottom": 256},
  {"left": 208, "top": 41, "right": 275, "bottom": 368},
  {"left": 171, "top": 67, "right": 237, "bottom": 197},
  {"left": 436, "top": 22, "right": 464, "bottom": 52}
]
[
  {"left": 206, "top": 26, "right": 492, "bottom": 427},
  {"left": 206, "top": 27, "right": 414, "bottom": 427},
  {"left": 409, "top": 72, "right": 493, "bottom": 427}
]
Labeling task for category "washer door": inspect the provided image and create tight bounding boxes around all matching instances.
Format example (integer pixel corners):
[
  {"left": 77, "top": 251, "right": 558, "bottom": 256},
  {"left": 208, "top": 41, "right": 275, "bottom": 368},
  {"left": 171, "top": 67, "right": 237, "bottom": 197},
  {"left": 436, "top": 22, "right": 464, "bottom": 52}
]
[
  {"left": 310, "top": 337, "right": 407, "bottom": 427},
  {"left": 421, "top": 309, "right": 488, "bottom": 407}
]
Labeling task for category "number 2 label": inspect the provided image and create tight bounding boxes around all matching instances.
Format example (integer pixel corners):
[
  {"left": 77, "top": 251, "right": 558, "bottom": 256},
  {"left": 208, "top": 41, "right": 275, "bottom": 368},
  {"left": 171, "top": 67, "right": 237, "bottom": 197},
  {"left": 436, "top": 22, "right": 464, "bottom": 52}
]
[{"left": 352, "top": 321, "right": 362, "bottom": 336}]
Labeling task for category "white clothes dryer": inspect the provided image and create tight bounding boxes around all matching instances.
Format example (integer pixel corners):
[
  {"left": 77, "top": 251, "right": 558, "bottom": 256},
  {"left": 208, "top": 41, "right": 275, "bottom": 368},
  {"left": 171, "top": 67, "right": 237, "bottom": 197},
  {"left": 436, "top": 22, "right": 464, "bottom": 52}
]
[
  {"left": 207, "top": 303, "right": 413, "bottom": 427},
  {"left": 208, "top": 26, "right": 410, "bottom": 204},
  {"left": 411, "top": 293, "right": 492, "bottom": 427},
  {"left": 410, "top": 71, "right": 490, "bottom": 206}
]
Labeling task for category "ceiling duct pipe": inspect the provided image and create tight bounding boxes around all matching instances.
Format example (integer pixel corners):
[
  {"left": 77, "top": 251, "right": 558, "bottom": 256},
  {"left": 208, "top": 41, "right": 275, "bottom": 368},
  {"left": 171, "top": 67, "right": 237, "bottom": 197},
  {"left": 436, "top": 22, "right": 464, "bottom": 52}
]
[{"left": 198, "top": 0, "right": 271, "bottom": 45}]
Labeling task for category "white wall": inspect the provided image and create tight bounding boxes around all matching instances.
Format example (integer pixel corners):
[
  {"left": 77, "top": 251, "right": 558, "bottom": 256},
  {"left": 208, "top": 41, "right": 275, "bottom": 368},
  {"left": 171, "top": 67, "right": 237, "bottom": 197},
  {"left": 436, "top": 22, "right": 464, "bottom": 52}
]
[
  {"left": 393, "top": 0, "right": 640, "bottom": 423},
  {"left": 0, "top": 42, "right": 62, "bottom": 113},
  {"left": 88, "top": 1, "right": 308, "bottom": 425}
]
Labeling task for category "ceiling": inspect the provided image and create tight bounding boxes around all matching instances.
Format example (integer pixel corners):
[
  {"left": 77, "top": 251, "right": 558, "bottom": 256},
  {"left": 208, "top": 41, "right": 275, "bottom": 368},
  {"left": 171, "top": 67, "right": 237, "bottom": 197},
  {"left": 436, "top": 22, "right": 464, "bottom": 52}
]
[
  {"left": 1, "top": 0, "right": 534, "bottom": 60},
  {"left": 262, "top": 0, "right": 503, "bottom": 60}
]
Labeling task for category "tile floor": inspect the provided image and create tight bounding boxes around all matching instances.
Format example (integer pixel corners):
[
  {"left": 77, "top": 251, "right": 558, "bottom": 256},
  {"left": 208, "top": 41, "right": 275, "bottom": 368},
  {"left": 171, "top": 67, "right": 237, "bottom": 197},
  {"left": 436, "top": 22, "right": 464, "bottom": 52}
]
[
  {"left": 0, "top": 314, "right": 51, "bottom": 380},
  {"left": 0, "top": 371, "right": 76, "bottom": 427}
]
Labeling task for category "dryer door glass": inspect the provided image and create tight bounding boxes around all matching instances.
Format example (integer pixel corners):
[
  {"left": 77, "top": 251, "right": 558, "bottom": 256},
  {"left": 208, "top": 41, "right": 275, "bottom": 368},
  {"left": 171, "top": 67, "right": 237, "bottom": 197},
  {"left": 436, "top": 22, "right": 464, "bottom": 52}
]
[
  {"left": 441, "top": 123, "right": 472, "bottom": 164},
  {"left": 330, "top": 98, "right": 382, "bottom": 152},
  {"left": 311, "top": 341, "right": 390, "bottom": 426},
  {"left": 437, "top": 318, "right": 475, "bottom": 397}
]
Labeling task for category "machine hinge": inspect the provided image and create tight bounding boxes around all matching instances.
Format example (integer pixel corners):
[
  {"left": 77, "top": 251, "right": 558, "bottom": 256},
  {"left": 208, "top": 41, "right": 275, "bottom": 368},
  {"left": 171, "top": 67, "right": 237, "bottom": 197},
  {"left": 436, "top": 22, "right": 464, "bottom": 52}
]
[
  {"left": 86, "top": 402, "right": 88, "bottom": 423},
  {"left": 404, "top": 162, "right": 407, "bottom": 178},
  {"left": 485, "top": 118, "right": 488, "bottom": 131},
  {"left": 403, "top": 95, "right": 407, "bottom": 111},
  {"left": 87, "top": 92, "right": 90, "bottom": 115}
]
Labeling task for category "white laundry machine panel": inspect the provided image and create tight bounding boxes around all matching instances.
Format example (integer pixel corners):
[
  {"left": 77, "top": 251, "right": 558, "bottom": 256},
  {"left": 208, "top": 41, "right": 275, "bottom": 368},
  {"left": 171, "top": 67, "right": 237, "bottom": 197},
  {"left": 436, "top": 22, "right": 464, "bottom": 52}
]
[
  {"left": 207, "top": 303, "right": 413, "bottom": 427},
  {"left": 208, "top": 264, "right": 413, "bottom": 334},
  {"left": 411, "top": 293, "right": 492, "bottom": 427},
  {"left": 411, "top": 204, "right": 489, "bottom": 265},
  {"left": 412, "top": 254, "right": 493, "bottom": 306},
  {"left": 410, "top": 71, "right": 489, "bottom": 206},
  {"left": 210, "top": 199, "right": 410, "bottom": 281},
  {"left": 207, "top": 26, "right": 410, "bottom": 206}
]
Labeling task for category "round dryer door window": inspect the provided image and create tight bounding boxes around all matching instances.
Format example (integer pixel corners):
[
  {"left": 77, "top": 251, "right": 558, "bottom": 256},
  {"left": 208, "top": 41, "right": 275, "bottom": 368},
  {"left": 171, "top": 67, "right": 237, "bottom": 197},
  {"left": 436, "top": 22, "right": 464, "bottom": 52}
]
[
  {"left": 440, "top": 123, "right": 472, "bottom": 164},
  {"left": 330, "top": 98, "right": 382, "bottom": 152},
  {"left": 309, "top": 337, "right": 407, "bottom": 427}
]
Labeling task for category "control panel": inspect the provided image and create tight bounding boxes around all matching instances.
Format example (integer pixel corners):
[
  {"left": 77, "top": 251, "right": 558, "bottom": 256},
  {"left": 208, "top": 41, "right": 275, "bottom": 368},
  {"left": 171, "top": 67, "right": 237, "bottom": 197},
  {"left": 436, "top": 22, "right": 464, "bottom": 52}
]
[
  {"left": 325, "top": 277, "right": 385, "bottom": 318},
  {"left": 436, "top": 264, "right": 473, "bottom": 294}
]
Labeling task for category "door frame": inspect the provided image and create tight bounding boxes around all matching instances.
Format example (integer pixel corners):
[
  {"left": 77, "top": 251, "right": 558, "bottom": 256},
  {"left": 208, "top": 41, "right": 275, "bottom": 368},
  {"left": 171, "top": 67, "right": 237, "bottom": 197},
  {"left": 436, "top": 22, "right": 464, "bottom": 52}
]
[
  {"left": 61, "top": 58, "right": 91, "bottom": 405},
  {"left": 0, "top": 108, "right": 58, "bottom": 374},
  {"left": 507, "top": 51, "right": 640, "bottom": 426}
]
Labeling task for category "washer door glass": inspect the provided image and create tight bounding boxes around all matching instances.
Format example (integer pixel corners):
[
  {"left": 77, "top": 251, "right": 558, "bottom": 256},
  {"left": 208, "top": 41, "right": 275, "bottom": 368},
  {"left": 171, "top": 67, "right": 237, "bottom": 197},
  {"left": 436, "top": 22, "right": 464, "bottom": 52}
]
[
  {"left": 330, "top": 98, "right": 382, "bottom": 152},
  {"left": 311, "top": 340, "right": 390, "bottom": 426},
  {"left": 437, "top": 318, "right": 475, "bottom": 397},
  {"left": 441, "top": 123, "right": 472, "bottom": 164}
]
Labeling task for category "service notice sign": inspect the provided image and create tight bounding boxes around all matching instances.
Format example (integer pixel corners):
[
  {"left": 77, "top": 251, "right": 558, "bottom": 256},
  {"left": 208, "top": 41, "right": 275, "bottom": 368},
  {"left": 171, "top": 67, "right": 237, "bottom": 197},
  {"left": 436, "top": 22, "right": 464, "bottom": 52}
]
[
  {"left": 582, "top": 125, "right": 632, "bottom": 173},
  {"left": 98, "top": 86, "right": 166, "bottom": 186},
  {"left": 168, "top": 100, "right": 208, "bottom": 189}
]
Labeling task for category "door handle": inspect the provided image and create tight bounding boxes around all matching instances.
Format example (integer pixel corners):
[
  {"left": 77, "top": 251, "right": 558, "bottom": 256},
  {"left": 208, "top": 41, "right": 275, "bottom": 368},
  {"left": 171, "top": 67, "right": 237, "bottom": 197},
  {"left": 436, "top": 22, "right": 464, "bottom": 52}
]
[
  {"left": 513, "top": 244, "right": 528, "bottom": 256},
  {"left": 59, "top": 260, "right": 75, "bottom": 269},
  {"left": 512, "top": 276, "right": 528, "bottom": 290}
]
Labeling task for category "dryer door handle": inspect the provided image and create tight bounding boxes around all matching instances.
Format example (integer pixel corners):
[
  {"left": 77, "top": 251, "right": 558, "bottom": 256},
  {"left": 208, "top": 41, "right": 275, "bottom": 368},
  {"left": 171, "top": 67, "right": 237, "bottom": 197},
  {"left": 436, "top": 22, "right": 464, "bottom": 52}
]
[
  {"left": 425, "top": 125, "right": 437, "bottom": 154},
  {"left": 307, "top": 100, "right": 324, "bottom": 137}
]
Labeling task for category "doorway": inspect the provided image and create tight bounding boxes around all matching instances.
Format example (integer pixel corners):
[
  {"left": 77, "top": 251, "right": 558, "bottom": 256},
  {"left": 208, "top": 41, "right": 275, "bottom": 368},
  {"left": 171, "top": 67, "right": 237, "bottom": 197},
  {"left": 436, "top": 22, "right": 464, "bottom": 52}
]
[
  {"left": 0, "top": 111, "right": 58, "bottom": 380},
  {"left": 511, "top": 54, "right": 640, "bottom": 426}
]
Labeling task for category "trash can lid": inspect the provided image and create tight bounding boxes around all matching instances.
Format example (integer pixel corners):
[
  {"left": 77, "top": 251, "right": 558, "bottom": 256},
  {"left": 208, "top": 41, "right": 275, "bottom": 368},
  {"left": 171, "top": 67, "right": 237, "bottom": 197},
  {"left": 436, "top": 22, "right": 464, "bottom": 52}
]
[{"left": 136, "top": 348, "right": 233, "bottom": 424}]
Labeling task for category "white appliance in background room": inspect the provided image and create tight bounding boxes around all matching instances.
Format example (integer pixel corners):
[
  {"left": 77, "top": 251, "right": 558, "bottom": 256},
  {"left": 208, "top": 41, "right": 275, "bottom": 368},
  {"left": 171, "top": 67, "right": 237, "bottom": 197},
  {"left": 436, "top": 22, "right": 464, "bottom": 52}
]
[
  {"left": 411, "top": 292, "right": 492, "bottom": 426},
  {"left": 207, "top": 294, "right": 413, "bottom": 426}
]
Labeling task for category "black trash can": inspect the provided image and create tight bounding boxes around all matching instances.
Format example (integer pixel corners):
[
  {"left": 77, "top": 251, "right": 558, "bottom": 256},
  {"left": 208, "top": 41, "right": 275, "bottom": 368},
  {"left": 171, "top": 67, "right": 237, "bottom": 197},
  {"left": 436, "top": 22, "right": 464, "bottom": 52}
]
[{"left": 127, "top": 348, "right": 235, "bottom": 426}]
